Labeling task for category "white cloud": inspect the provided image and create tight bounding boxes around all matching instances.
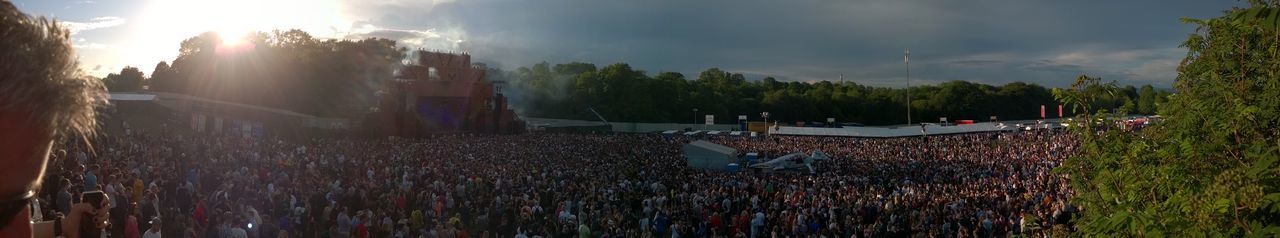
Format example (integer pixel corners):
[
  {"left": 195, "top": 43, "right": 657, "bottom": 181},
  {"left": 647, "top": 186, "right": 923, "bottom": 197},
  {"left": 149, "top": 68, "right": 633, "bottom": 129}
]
[
  {"left": 344, "top": 23, "right": 467, "bottom": 51},
  {"left": 62, "top": 16, "right": 126, "bottom": 34},
  {"left": 1127, "top": 58, "right": 1180, "bottom": 82},
  {"left": 73, "top": 42, "right": 113, "bottom": 50},
  {"left": 1046, "top": 48, "right": 1181, "bottom": 67},
  {"left": 1038, "top": 48, "right": 1184, "bottom": 83}
]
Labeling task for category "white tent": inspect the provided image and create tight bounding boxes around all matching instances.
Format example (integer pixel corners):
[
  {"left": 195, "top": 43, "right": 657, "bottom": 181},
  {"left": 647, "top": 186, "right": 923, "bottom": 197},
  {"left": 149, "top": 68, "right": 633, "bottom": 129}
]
[
  {"left": 706, "top": 131, "right": 724, "bottom": 138},
  {"left": 109, "top": 93, "right": 156, "bottom": 101},
  {"left": 661, "top": 130, "right": 679, "bottom": 138},
  {"left": 683, "top": 130, "right": 704, "bottom": 138},
  {"left": 683, "top": 140, "right": 739, "bottom": 171}
]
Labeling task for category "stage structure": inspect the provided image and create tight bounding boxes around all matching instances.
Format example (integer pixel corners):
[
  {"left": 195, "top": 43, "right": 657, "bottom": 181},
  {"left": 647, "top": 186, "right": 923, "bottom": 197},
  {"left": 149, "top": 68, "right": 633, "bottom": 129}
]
[{"left": 366, "top": 51, "right": 524, "bottom": 137}]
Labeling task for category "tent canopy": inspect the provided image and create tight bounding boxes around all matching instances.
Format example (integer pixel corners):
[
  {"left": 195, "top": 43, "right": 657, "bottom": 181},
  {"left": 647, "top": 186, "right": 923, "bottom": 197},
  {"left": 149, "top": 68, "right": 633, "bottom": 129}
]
[
  {"left": 109, "top": 93, "right": 156, "bottom": 101},
  {"left": 687, "top": 140, "right": 737, "bottom": 155},
  {"left": 683, "top": 140, "right": 740, "bottom": 171}
]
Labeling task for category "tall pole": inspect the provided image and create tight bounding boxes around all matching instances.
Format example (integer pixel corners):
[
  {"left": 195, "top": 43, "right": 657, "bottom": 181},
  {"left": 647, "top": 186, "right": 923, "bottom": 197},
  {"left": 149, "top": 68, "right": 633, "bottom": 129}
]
[
  {"left": 905, "top": 49, "right": 912, "bottom": 126},
  {"left": 762, "top": 112, "right": 770, "bottom": 133}
]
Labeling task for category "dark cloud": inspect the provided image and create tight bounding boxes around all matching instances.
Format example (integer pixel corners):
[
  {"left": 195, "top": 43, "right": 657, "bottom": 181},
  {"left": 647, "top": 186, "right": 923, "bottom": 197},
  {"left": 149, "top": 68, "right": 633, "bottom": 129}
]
[
  {"left": 1021, "top": 60, "right": 1085, "bottom": 73},
  {"left": 949, "top": 60, "right": 1005, "bottom": 67},
  {"left": 337, "top": 0, "right": 1241, "bottom": 87}
]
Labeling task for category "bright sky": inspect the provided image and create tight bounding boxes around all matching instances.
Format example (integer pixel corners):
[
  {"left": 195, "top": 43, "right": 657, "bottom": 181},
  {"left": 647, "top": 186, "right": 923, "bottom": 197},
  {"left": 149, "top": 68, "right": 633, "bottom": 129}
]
[
  {"left": 12, "top": 0, "right": 1245, "bottom": 87},
  {"left": 14, "top": 0, "right": 368, "bottom": 77}
]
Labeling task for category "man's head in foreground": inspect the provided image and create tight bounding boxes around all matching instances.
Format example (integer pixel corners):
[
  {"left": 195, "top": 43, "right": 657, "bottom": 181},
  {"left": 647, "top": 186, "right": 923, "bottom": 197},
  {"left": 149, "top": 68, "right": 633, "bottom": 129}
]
[{"left": 0, "top": 0, "right": 106, "bottom": 236}]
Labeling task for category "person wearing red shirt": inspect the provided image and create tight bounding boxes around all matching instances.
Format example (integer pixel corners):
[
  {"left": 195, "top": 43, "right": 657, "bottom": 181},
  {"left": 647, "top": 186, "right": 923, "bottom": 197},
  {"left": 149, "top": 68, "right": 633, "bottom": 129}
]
[
  {"left": 123, "top": 205, "right": 140, "bottom": 238},
  {"left": 395, "top": 193, "right": 407, "bottom": 210},
  {"left": 457, "top": 224, "right": 470, "bottom": 238},
  {"left": 354, "top": 218, "right": 368, "bottom": 238},
  {"left": 193, "top": 198, "right": 208, "bottom": 230},
  {"left": 733, "top": 210, "right": 749, "bottom": 236},
  {"left": 709, "top": 212, "right": 722, "bottom": 236}
]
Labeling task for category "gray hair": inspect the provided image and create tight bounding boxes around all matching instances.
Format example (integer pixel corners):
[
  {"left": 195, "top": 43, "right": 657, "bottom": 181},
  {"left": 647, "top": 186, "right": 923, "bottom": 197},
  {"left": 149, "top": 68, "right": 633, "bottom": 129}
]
[{"left": 0, "top": 0, "right": 107, "bottom": 140}]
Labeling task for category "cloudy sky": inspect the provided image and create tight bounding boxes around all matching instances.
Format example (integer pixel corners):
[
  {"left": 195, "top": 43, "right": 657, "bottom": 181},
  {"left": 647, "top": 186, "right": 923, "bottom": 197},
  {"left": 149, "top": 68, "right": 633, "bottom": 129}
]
[{"left": 14, "top": 0, "right": 1243, "bottom": 88}]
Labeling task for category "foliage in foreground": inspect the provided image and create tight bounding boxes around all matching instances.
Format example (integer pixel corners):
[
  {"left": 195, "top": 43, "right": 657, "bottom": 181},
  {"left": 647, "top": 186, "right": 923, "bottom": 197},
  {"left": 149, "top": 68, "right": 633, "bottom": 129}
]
[{"left": 1057, "top": 1, "right": 1280, "bottom": 236}]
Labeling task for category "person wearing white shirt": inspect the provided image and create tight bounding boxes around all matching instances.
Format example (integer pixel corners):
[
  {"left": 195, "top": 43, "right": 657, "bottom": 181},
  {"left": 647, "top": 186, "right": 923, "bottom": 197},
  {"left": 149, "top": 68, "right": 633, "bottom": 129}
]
[
  {"left": 558, "top": 209, "right": 572, "bottom": 222},
  {"left": 751, "top": 212, "right": 765, "bottom": 238},
  {"left": 245, "top": 207, "right": 262, "bottom": 237},
  {"left": 230, "top": 225, "right": 248, "bottom": 238},
  {"left": 336, "top": 208, "right": 352, "bottom": 238},
  {"left": 143, "top": 217, "right": 162, "bottom": 238},
  {"left": 104, "top": 182, "right": 119, "bottom": 209},
  {"left": 670, "top": 223, "right": 680, "bottom": 238},
  {"left": 514, "top": 228, "right": 529, "bottom": 238}
]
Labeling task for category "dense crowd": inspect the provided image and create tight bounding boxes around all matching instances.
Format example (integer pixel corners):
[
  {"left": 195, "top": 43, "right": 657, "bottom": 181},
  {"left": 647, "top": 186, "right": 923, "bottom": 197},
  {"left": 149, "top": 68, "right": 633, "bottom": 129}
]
[{"left": 35, "top": 127, "right": 1077, "bottom": 238}]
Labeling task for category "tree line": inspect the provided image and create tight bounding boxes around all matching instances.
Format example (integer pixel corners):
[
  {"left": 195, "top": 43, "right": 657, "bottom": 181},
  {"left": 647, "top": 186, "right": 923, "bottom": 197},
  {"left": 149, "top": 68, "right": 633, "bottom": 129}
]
[
  {"left": 488, "top": 62, "right": 1172, "bottom": 125},
  {"left": 104, "top": 30, "right": 1170, "bottom": 125},
  {"left": 131, "top": 30, "right": 403, "bottom": 117}
]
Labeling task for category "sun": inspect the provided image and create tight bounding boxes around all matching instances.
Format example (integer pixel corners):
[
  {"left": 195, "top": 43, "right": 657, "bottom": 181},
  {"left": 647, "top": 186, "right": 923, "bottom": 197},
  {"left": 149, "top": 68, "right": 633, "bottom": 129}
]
[{"left": 218, "top": 28, "right": 248, "bottom": 47}]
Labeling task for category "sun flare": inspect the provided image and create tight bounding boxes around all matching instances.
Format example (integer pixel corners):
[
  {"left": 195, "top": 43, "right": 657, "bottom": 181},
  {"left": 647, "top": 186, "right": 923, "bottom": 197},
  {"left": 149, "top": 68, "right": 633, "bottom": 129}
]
[{"left": 218, "top": 29, "right": 248, "bottom": 47}]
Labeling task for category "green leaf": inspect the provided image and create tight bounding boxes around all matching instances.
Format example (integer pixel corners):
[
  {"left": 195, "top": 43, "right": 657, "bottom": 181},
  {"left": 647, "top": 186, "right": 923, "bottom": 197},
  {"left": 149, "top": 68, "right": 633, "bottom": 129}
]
[
  {"left": 1248, "top": 155, "right": 1277, "bottom": 177},
  {"left": 1109, "top": 211, "right": 1131, "bottom": 231},
  {"left": 1213, "top": 198, "right": 1232, "bottom": 215},
  {"left": 1263, "top": 193, "right": 1280, "bottom": 213},
  {"left": 1272, "top": 9, "right": 1280, "bottom": 30},
  {"left": 1148, "top": 228, "right": 1167, "bottom": 238},
  {"left": 1247, "top": 8, "right": 1264, "bottom": 22}
]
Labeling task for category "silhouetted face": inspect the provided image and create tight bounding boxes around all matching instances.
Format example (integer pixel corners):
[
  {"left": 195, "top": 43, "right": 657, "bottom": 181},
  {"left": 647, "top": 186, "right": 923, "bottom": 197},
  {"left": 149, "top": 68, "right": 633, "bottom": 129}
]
[{"left": 0, "top": 106, "right": 54, "bottom": 237}]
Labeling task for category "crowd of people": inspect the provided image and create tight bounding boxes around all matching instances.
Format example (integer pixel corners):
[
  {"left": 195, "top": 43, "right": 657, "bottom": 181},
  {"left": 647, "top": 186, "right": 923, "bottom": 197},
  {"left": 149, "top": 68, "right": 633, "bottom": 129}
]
[{"left": 35, "top": 126, "right": 1077, "bottom": 238}]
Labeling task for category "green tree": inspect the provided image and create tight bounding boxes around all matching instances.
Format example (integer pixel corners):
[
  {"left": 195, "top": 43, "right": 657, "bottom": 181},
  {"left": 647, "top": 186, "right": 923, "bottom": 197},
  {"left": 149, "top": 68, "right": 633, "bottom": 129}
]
[
  {"left": 654, "top": 72, "right": 691, "bottom": 123},
  {"left": 103, "top": 66, "right": 146, "bottom": 92},
  {"left": 154, "top": 30, "right": 402, "bottom": 117},
  {"left": 1056, "top": 2, "right": 1280, "bottom": 236},
  {"left": 506, "top": 63, "right": 1112, "bottom": 125},
  {"left": 1136, "top": 84, "right": 1158, "bottom": 115},
  {"left": 149, "top": 61, "right": 171, "bottom": 91}
]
